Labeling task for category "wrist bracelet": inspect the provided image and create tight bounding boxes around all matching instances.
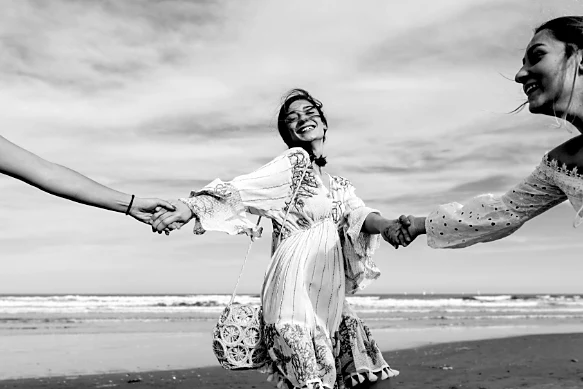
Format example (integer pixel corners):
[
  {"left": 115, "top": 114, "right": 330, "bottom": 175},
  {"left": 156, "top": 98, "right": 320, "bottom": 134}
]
[{"left": 125, "top": 194, "right": 135, "bottom": 215}]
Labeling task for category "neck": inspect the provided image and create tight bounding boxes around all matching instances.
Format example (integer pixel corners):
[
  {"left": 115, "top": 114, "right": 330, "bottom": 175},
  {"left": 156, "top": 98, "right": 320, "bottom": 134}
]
[
  {"left": 561, "top": 112, "right": 583, "bottom": 134},
  {"left": 310, "top": 139, "right": 324, "bottom": 159}
]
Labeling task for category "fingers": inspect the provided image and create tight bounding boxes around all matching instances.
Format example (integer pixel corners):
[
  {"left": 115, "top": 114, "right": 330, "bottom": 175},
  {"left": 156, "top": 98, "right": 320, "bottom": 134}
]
[
  {"left": 400, "top": 224, "right": 412, "bottom": 244},
  {"left": 152, "top": 208, "right": 170, "bottom": 221},
  {"left": 156, "top": 199, "right": 176, "bottom": 212},
  {"left": 396, "top": 230, "right": 409, "bottom": 247},
  {"left": 159, "top": 222, "right": 182, "bottom": 235},
  {"left": 381, "top": 227, "right": 400, "bottom": 249},
  {"left": 398, "top": 214, "right": 411, "bottom": 227},
  {"left": 151, "top": 212, "right": 182, "bottom": 233}
]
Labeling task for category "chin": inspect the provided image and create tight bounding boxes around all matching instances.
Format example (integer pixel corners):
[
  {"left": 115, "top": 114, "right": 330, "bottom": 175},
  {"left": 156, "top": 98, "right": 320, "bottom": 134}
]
[
  {"left": 527, "top": 100, "right": 551, "bottom": 115},
  {"left": 528, "top": 104, "right": 542, "bottom": 114}
]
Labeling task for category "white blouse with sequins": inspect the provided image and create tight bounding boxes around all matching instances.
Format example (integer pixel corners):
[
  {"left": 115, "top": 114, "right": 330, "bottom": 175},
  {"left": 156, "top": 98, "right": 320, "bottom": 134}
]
[{"left": 426, "top": 155, "right": 583, "bottom": 249}]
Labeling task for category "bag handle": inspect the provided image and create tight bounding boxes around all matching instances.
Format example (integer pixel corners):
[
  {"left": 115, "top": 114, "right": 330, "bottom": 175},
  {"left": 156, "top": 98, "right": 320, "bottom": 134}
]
[{"left": 228, "top": 162, "right": 310, "bottom": 306}]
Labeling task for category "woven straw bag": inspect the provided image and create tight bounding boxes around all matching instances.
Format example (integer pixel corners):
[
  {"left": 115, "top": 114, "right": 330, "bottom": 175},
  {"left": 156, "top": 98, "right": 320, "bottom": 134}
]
[
  {"left": 212, "top": 163, "right": 310, "bottom": 370},
  {"left": 211, "top": 217, "right": 269, "bottom": 370}
]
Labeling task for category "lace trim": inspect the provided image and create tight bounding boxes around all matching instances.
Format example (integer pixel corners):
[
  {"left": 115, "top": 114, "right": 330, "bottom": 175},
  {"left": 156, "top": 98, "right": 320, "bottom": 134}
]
[{"left": 542, "top": 154, "right": 582, "bottom": 179}]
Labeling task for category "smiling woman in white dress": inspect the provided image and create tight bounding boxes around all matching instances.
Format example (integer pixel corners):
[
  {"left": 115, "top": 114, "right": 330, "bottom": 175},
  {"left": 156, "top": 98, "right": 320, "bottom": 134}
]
[
  {"left": 151, "top": 89, "right": 407, "bottom": 388},
  {"left": 396, "top": 16, "right": 583, "bottom": 248}
]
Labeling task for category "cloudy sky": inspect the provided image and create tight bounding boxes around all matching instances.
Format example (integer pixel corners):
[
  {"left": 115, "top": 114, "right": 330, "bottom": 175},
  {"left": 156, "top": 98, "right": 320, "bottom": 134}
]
[{"left": 1, "top": 0, "right": 582, "bottom": 295}]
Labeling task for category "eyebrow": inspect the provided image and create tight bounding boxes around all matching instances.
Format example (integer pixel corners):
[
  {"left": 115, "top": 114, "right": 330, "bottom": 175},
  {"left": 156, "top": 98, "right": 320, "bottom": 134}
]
[
  {"left": 285, "top": 105, "right": 317, "bottom": 116},
  {"left": 523, "top": 43, "right": 545, "bottom": 64}
]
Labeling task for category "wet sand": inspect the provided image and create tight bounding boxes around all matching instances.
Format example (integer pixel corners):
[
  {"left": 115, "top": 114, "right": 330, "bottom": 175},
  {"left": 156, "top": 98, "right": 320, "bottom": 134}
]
[{"left": 1, "top": 332, "right": 582, "bottom": 388}]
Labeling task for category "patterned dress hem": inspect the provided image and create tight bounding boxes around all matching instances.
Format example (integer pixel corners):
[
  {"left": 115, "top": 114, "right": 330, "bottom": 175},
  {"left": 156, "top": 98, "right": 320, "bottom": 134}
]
[{"left": 262, "top": 365, "right": 399, "bottom": 389}]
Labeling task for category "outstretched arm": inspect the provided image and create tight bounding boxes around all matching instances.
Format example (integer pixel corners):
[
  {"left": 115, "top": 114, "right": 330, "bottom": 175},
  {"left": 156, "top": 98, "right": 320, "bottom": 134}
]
[
  {"left": 402, "top": 161, "right": 567, "bottom": 249},
  {"left": 362, "top": 212, "right": 412, "bottom": 249},
  {"left": 0, "top": 135, "right": 175, "bottom": 223}
]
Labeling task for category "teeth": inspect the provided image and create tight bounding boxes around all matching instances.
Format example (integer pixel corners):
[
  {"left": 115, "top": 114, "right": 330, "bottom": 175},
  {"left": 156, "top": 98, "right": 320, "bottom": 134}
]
[{"left": 526, "top": 84, "right": 538, "bottom": 94}]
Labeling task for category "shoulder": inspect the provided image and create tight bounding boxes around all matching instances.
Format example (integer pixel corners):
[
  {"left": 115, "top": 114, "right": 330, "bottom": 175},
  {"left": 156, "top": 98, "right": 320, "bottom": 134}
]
[{"left": 547, "top": 135, "right": 583, "bottom": 169}]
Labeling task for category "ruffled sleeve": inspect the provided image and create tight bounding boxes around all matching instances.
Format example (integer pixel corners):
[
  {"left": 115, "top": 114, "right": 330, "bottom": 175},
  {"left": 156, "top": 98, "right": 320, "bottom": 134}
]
[
  {"left": 179, "top": 148, "right": 311, "bottom": 237},
  {"left": 336, "top": 177, "right": 382, "bottom": 294},
  {"left": 427, "top": 160, "right": 568, "bottom": 248}
]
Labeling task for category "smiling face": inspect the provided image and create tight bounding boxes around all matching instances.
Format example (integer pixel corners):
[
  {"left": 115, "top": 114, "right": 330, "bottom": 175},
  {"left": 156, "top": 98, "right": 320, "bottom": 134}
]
[
  {"left": 515, "top": 29, "right": 582, "bottom": 116},
  {"left": 283, "top": 99, "right": 327, "bottom": 144}
]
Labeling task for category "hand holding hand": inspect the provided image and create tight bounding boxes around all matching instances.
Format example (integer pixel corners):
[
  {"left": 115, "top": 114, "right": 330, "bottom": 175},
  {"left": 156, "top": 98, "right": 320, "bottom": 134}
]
[
  {"left": 150, "top": 200, "right": 193, "bottom": 234},
  {"left": 380, "top": 219, "right": 412, "bottom": 249},
  {"left": 397, "top": 215, "right": 425, "bottom": 243},
  {"left": 128, "top": 197, "right": 176, "bottom": 225}
]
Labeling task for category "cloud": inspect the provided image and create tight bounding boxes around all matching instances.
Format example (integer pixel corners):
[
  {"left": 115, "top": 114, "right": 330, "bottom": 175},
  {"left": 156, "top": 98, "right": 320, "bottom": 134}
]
[
  {"left": 138, "top": 114, "right": 271, "bottom": 140},
  {"left": 1, "top": 0, "right": 582, "bottom": 294},
  {"left": 0, "top": 0, "right": 226, "bottom": 89},
  {"left": 360, "top": 0, "right": 583, "bottom": 74}
]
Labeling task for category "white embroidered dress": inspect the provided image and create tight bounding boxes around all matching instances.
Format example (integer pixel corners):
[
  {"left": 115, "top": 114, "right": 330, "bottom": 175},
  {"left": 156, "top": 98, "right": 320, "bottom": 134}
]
[
  {"left": 427, "top": 155, "right": 583, "bottom": 248},
  {"left": 180, "top": 148, "right": 398, "bottom": 389}
]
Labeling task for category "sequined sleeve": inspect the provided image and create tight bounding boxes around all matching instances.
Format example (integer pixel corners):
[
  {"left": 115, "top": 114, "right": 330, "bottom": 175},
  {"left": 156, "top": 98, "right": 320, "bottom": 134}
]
[
  {"left": 337, "top": 178, "right": 382, "bottom": 294},
  {"left": 179, "top": 148, "right": 311, "bottom": 237},
  {"left": 426, "top": 160, "right": 568, "bottom": 248}
]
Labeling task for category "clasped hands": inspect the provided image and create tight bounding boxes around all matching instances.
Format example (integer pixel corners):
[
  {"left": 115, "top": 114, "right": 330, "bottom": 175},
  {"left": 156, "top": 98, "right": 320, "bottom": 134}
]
[
  {"left": 381, "top": 215, "right": 423, "bottom": 249},
  {"left": 148, "top": 200, "right": 193, "bottom": 234}
]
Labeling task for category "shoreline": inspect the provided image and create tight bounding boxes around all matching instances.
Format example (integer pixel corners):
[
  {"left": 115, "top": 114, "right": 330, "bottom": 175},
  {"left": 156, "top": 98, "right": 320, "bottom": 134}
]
[
  {"left": 2, "top": 321, "right": 583, "bottom": 380},
  {"left": 1, "top": 332, "right": 582, "bottom": 388}
]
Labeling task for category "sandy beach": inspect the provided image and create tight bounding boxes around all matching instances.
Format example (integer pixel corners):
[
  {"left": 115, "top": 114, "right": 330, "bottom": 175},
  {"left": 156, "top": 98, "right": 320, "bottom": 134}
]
[
  {"left": 1, "top": 333, "right": 582, "bottom": 388},
  {"left": 2, "top": 294, "right": 583, "bottom": 388}
]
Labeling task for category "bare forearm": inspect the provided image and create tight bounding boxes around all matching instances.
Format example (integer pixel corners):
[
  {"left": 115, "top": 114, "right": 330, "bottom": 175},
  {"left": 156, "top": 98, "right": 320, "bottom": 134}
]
[
  {"left": 362, "top": 212, "right": 394, "bottom": 234},
  {"left": 0, "top": 136, "right": 132, "bottom": 213},
  {"left": 40, "top": 163, "right": 133, "bottom": 212}
]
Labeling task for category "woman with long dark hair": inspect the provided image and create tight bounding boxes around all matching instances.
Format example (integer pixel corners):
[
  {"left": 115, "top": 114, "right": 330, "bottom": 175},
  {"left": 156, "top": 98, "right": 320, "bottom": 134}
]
[{"left": 151, "top": 89, "right": 405, "bottom": 388}]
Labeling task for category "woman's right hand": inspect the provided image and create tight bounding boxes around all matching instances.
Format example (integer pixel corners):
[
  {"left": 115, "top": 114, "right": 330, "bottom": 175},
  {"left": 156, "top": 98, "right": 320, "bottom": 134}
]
[{"left": 150, "top": 200, "right": 193, "bottom": 234}]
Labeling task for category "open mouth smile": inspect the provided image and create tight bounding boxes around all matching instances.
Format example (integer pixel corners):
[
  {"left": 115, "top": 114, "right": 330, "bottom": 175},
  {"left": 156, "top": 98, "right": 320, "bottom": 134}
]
[
  {"left": 524, "top": 82, "right": 540, "bottom": 96},
  {"left": 297, "top": 124, "right": 316, "bottom": 134}
]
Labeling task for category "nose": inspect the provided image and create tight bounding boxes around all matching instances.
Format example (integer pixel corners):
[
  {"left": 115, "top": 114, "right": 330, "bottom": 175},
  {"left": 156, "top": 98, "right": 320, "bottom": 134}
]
[
  {"left": 515, "top": 64, "right": 528, "bottom": 84},
  {"left": 296, "top": 112, "right": 312, "bottom": 126}
]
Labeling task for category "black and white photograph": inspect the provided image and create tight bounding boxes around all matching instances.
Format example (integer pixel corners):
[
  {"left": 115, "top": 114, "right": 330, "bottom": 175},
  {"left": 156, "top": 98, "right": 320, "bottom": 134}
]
[{"left": 1, "top": 1, "right": 583, "bottom": 388}]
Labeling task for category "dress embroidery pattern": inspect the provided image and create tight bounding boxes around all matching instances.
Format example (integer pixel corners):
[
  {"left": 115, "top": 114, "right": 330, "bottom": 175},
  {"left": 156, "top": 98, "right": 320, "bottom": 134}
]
[{"left": 285, "top": 150, "right": 318, "bottom": 212}]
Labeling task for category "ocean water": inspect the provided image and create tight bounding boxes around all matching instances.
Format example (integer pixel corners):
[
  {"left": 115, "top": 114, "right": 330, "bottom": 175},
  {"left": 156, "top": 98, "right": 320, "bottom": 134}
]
[{"left": 1, "top": 293, "right": 583, "bottom": 328}]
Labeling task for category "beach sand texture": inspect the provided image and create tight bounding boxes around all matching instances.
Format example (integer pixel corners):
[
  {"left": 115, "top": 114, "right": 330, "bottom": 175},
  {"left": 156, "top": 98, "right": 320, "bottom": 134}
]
[{"left": 1, "top": 333, "right": 582, "bottom": 389}]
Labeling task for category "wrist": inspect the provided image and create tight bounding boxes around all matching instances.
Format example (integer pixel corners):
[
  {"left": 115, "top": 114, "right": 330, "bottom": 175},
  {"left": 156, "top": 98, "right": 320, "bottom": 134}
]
[
  {"left": 378, "top": 218, "right": 397, "bottom": 234},
  {"left": 125, "top": 195, "right": 136, "bottom": 215},
  {"left": 178, "top": 198, "right": 195, "bottom": 220},
  {"left": 414, "top": 217, "right": 427, "bottom": 234},
  {"left": 112, "top": 193, "right": 134, "bottom": 214}
]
